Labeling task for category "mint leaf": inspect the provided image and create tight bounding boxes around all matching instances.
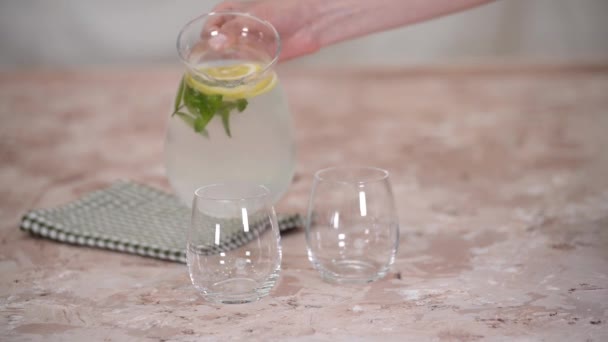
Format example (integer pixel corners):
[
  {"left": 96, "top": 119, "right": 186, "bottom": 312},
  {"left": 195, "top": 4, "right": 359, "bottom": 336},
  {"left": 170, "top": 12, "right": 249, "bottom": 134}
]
[
  {"left": 176, "top": 112, "right": 208, "bottom": 137},
  {"left": 206, "top": 94, "right": 223, "bottom": 112},
  {"left": 194, "top": 117, "right": 205, "bottom": 132},
  {"left": 197, "top": 108, "right": 214, "bottom": 132},
  {"left": 173, "top": 77, "right": 185, "bottom": 115},
  {"left": 220, "top": 101, "right": 236, "bottom": 112},
  {"left": 182, "top": 85, "right": 216, "bottom": 134},
  {"left": 183, "top": 85, "right": 203, "bottom": 115},
  {"left": 236, "top": 99, "right": 248, "bottom": 112},
  {"left": 219, "top": 109, "right": 231, "bottom": 137},
  {"left": 175, "top": 111, "right": 195, "bottom": 127},
  {"left": 177, "top": 81, "right": 249, "bottom": 138}
]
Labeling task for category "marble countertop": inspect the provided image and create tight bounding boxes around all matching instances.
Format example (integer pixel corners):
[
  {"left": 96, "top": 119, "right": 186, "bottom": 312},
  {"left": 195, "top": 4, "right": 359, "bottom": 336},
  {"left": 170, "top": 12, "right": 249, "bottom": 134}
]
[{"left": 1, "top": 65, "right": 607, "bottom": 341}]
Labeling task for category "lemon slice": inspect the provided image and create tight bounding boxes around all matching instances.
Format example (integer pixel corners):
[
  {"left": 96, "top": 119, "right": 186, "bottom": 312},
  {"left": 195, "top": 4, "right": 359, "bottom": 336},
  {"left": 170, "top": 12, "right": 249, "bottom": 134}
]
[
  {"left": 185, "top": 62, "right": 277, "bottom": 100},
  {"left": 203, "top": 63, "right": 259, "bottom": 80}
]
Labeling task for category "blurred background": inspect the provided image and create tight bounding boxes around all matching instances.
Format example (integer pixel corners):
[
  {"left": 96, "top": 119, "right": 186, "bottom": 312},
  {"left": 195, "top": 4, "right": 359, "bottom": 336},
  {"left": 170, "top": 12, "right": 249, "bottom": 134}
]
[{"left": 0, "top": 0, "right": 607, "bottom": 68}]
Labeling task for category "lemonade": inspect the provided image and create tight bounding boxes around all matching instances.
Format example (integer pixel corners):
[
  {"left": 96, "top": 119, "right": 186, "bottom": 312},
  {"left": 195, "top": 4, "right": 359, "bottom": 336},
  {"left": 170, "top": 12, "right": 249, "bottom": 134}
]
[{"left": 164, "top": 61, "right": 296, "bottom": 206}]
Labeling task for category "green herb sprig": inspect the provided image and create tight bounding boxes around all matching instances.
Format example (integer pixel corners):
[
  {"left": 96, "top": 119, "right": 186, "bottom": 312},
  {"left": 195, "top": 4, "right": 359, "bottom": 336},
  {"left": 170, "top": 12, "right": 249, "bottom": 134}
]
[{"left": 172, "top": 77, "right": 248, "bottom": 138}]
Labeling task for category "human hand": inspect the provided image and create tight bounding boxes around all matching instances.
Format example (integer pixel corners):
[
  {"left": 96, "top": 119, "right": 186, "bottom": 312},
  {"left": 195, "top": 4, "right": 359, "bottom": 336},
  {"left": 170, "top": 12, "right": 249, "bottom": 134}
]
[
  {"left": 207, "top": 0, "right": 493, "bottom": 62},
  {"left": 208, "top": 0, "right": 322, "bottom": 62}
]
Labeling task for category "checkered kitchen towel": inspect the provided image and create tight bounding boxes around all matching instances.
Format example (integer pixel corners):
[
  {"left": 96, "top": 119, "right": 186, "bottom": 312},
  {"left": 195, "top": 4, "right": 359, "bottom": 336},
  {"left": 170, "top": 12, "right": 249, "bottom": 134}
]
[{"left": 20, "top": 181, "right": 302, "bottom": 263}]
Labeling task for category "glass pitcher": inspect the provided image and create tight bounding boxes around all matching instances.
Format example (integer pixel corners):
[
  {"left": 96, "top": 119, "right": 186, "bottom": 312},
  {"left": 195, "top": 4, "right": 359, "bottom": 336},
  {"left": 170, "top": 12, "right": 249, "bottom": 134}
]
[{"left": 165, "top": 12, "right": 295, "bottom": 206}]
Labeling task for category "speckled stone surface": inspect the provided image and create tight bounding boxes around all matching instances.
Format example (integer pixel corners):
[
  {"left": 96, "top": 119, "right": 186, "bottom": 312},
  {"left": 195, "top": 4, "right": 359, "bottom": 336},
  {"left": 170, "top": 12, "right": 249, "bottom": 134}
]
[{"left": 1, "top": 65, "right": 607, "bottom": 341}]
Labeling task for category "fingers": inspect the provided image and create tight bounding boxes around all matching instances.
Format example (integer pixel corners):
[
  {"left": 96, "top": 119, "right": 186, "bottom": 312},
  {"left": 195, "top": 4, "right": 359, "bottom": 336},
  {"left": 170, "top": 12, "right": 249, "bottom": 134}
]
[
  {"left": 204, "top": 1, "right": 253, "bottom": 35},
  {"left": 201, "top": 2, "right": 257, "bottom": 54},
  {"left": 196, "top": 0, "right": 321, "bottom": 62}
]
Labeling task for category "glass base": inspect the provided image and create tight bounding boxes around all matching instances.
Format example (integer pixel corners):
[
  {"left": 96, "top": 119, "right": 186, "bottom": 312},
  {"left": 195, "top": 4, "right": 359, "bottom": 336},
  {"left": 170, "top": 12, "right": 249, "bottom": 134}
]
[
  {"left": 197, "top": 277, "right": 275, "bottom": 304},
  {"left": 313, "top": 259, "right": 390, "bottom": 284}
]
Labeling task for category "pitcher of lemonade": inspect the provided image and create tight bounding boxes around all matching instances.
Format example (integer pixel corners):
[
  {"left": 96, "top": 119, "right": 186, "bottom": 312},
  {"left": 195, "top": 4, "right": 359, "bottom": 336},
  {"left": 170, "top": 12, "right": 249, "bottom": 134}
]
[{"left": 165, "top": 12, "right": 295, "bottom": 206}]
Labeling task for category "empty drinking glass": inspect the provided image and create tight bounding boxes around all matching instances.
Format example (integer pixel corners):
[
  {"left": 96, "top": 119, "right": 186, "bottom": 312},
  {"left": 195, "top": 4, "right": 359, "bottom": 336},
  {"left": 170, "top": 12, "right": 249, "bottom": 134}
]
[
  {"left": 187, "top": 184, "right": 282, "bottom": 303},
  {"left": 306, "top": 167, "right": 399, "bottom": 284}
]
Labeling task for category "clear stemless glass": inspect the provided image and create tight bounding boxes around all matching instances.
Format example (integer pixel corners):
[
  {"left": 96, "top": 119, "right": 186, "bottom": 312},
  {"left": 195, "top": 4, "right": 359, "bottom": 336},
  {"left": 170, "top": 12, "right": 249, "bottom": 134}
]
[
  {"left": 188, "top": 183, "right": 282, "bottom": 304},
  {"left": 165, "top": 12, "right": 296, "bottom": 207},
  {"left": 306, "top": 167, "right": 399, "bottom": 284}
]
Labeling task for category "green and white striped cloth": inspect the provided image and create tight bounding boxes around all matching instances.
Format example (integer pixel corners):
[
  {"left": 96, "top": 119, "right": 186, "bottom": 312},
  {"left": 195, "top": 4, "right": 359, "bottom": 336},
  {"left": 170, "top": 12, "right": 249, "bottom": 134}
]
[{"left": 19, "top": 181, "right": 302, "bottom": 263}]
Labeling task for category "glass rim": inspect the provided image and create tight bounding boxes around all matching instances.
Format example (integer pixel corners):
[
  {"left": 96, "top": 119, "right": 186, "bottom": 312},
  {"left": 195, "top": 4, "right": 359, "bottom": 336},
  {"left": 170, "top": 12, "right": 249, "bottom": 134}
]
[
  {"left": 193, "top": 183, "right": 271, "bottom": 201},
  {"left": 314, "top": 166, "right": 390, "bottom": 184},
  {"left": 176, "top": 11, "right": 281, "bottom": 79}
]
